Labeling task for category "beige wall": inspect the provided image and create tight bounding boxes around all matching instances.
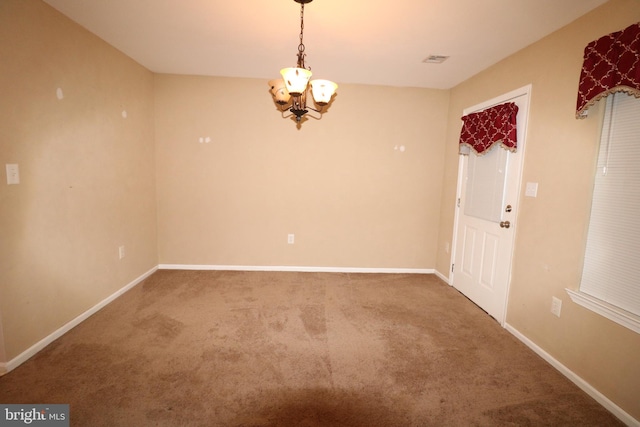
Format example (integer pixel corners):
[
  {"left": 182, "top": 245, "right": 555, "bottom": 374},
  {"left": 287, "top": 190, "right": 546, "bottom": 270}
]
[
  {"left": 155, "top": 74, "right": 449, "bottom": 269},
  {"left": 436, "top": 0, "right": 640, "bottom": 419},
  {"left": 0, "top": 0, "right": 157, "bottom": 361}
]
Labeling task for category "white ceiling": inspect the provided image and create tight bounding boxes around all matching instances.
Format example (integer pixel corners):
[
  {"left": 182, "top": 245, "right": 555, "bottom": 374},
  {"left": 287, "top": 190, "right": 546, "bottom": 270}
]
[{"left": 42, "top": 0, "right": 608, "bottom": 89}]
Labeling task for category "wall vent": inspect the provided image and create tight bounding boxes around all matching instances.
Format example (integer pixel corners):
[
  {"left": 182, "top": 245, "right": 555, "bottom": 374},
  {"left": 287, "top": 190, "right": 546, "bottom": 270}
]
[{"left": 423, "top": 55, "right": 450, "bottom": 64}]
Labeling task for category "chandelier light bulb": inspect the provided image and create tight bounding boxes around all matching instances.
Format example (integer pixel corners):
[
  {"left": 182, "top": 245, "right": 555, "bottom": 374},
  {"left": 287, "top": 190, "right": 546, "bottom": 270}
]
[
  {"left": 280, "top": 67, "right": 312, "bottom": 97},
  {"left": 310, "top": 80, "right": 338, "bottom": 105},
  {"left": 269, "top": 79, "right": 291, "bottom": 105}
]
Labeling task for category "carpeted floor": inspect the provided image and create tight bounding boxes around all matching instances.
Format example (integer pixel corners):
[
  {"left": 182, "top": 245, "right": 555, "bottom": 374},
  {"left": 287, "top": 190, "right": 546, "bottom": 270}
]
[{"left": 0, "top": 270, "right": 624, "bottom": 426}]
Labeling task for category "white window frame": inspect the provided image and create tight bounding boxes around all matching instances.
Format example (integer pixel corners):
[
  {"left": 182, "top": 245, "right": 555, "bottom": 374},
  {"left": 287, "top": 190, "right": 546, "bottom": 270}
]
[
  {"left": 567, "top": 93, "right": 640, "bottom": 334},
  {"left": 566, "top": 289, "right": 640, "bottom": 334}
]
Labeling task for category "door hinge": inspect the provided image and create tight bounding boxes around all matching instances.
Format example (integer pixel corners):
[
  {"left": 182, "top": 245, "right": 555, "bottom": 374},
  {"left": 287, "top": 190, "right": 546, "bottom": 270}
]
[
  {"left": 457, "top": 198, "right": 461, "bottom": 208},
  {"left": 451, "top": 263, "right": 455, "bottom": 273}
]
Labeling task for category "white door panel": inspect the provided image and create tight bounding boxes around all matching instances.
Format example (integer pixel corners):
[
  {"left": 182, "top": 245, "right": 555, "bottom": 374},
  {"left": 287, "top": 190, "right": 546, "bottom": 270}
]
[
  {"left": 479, "top": 232, "right": 499, "bottom": 290},
  {"left": 460, "top": 225, "right": 477, "bottom": 276}
]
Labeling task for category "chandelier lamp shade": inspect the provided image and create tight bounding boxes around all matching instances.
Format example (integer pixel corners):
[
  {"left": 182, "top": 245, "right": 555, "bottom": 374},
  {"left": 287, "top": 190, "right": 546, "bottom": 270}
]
[{"left": 269, "top": 0, "right": 338, "bottom": 124}]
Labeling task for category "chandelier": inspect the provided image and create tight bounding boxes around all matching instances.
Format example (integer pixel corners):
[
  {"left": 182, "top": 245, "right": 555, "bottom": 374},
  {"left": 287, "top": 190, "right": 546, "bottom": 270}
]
[{"left": 269, "top": 0, "right": 338, "bottom": 125}]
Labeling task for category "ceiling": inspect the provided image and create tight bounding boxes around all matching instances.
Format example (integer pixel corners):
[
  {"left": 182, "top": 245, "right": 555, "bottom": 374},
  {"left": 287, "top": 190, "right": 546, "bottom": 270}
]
[{"left": 42, "top": 0, "right": 608, "bottom": 89}]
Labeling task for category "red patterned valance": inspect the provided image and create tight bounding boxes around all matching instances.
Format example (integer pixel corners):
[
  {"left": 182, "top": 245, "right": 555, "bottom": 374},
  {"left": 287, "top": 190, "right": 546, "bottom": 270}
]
[
  {"left": 576, "top": 22, "right": 640, "bottom": 119},
  {"left": 459, "top": 102, "right": 519, "bottom": 155}
]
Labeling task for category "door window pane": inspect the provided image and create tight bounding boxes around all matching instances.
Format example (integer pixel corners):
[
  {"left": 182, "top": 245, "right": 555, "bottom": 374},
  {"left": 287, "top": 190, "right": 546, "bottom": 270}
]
[{"left": 464, "top": 145, "right": 509, "bottom": 223}]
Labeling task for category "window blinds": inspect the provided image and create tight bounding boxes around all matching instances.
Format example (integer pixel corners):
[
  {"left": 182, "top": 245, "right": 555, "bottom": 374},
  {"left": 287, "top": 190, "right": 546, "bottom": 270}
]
[{"left": 580, "top": 93, "right": 640, "bottom": 317}]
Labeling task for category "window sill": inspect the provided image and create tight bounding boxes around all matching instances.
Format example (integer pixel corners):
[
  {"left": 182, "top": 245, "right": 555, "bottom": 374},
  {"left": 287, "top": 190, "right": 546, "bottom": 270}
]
[{"left": 566, "top": 289, "right": 640, "bottom": 335}]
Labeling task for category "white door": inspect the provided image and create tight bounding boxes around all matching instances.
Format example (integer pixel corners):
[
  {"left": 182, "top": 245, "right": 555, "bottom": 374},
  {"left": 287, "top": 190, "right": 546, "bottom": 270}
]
[{"left": 451, "top": 85, "right": 531, "bottom": 325}]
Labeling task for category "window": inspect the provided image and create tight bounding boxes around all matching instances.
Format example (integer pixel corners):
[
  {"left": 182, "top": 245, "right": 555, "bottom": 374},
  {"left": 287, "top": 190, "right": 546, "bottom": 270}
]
[{"left": 567, "top": 93, "right": 640, "bottom": 334}]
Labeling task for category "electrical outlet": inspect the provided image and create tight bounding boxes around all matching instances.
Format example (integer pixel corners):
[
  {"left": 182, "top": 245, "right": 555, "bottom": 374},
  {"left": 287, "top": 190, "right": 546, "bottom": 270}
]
[
  {"left": 287, "top": 234, "right": 295, "bottom": 244},
  {"left": 551, "top": 296, "right": 562, "bottom": 317},
  {"left": 119, "top": 245, "right": 125, "bottom": 260}
]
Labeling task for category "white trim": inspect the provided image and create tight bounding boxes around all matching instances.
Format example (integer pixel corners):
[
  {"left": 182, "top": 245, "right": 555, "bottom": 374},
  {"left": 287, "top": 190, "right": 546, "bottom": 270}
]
[
  {"left": 566, "top": 288, "right": 640, "bottom": 335},
  {"left": 434, "top": 269, "right": 450, "bottom": 285},
  {"left": 505, "top": 323, "right": 639, "bottom": 427},
  {"left": 1, "top": 266, "right": 158, "bottom": 374},
  {"left": 158, "top": 264, "right": 433, "bottom": 274}
]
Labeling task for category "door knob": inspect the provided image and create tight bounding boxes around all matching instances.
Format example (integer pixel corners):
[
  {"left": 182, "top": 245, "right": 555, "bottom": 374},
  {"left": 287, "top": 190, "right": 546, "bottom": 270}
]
[{"left": 500, "top": 221, "right": 511, "bottom": 229}]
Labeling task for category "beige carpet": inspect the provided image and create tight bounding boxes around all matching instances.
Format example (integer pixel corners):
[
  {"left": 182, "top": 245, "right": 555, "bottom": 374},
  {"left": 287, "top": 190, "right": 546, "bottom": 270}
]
[{"left": 0, "top": 270, "right": 623, "bottom": 426}]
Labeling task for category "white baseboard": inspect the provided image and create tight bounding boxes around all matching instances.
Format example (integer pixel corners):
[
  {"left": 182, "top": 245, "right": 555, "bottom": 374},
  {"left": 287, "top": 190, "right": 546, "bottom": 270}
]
[
  {"left": 158, "top": 264, "right": 434, "bottom": 274},
  {"left": 1, "top": 266, "right": 158, "bottom": 375},
  {"left": 505, "top": 323, "right": 639, "bottom": 427},
  {"left": 434, "top": 269, "right": 450, "bottom": 284}
]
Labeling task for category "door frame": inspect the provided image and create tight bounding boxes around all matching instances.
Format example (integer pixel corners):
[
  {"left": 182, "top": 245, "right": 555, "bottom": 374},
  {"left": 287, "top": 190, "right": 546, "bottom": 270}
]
[{"left": 449, "top": 84, "right": 532, "bottom": 326}]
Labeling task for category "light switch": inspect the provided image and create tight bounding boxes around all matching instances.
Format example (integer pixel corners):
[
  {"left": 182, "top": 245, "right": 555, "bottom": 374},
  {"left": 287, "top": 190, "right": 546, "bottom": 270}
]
[
  {"left": 525, "top": 182, "right": 538, "bottom": 198},
  {"left": 6, "top": 164, "right": 19, "bottom": 185}
]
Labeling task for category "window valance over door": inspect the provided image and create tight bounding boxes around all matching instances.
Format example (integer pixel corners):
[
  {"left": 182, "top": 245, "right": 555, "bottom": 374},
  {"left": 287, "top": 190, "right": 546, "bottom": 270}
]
[
  {"left": 459, "top": 102, "right": 519, "bottom": 155},
  {"left": 576, "top": 22, "right": 640, "bottom": 119}
]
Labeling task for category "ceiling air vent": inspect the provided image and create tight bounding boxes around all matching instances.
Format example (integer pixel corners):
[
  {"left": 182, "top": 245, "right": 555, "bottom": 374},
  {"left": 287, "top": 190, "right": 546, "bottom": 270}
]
[{"left": 423, "top": 55, "right": 450, "bottom": 64}]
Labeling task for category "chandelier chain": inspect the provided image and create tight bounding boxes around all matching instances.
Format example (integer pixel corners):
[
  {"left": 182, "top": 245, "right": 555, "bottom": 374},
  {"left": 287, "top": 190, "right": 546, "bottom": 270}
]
[{"left": 297, "top": 3, "right": 307, "bottom": 69}]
